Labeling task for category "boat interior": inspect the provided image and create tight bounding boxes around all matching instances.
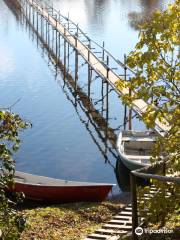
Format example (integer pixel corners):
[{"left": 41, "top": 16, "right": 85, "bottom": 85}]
[
  {"left": 15, "top": 171, "right": 113, "bottom": 186},
  {"left": 123, "top": 141, "right": 154, "bottom": 157},
  {"left": 121, "top": 131, "right": 157, "bottom": 162}
]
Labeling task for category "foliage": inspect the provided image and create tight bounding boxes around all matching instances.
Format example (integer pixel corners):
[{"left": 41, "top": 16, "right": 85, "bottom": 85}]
[
  {"left": 19, "top": 201, "right": 122, "bottom": 240},
  {"left": 117, "top": 0, "right": 180, "bottom": 170},
  {"left": 137, "top": 181, "right": 180, "bottom": 226},
  {"left": 0, "top": 110, "right": 30, "bottom": 239},
  {"left": 116, "top": 0, "right": 180, "bottom": 227}
]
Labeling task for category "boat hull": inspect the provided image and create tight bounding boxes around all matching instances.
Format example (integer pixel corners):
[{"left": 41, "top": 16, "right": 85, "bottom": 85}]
[
  {"left": 119, "top": 155, "right": 146, "bottom": 171},
  {"left": 12, "top": 182, "right": 112, "bottom": 203},
  {"left": 9, "top": 171, "right": 113, "bottom": 203}
]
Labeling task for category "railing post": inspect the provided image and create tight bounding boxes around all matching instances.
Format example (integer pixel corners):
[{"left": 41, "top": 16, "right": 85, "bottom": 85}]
[
  {"left": 130, "top": 173, "right": 138, "bottom": 240},
  {"left": 52, "top": 3, "right": 54, "bottom": 16},
  {"left": 106, "top": 55, "right": 109, "bottom": 79},
  {"left": 68, "top": 12, "right": 70, "bottom": 30},
  {"left": 58, "top": 11, "right": 61, "bottom": 23},
  {"left": 76, "top": 24, "right": 79, "bottom": 38},
  {"left": 102, "top": 41, "right": 105, "bottom": 62}
]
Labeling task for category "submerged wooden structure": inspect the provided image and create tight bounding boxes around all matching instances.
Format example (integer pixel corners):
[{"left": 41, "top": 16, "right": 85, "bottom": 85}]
[{"left": 15, "top": 0, "right": 170, "bottom": 136}]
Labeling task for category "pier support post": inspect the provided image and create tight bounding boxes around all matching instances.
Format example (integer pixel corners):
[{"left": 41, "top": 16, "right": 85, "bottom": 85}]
[
  {"left": 88, "top": 40, "right": 92, "bottom": 98},
  {"left": 41, "top": 11, "right": 43, "bottom": 38},
  {"left": 36, "top": 11, "right": 39, "bottom": 33},
  {"left": 101, "top": 79, "right": 104, "bottom": 115},
  {"left": 48, "top": 23, "right": 50, "bottom": 46},
  {"left": 25, "top": 0, "right": 27, "bottom": 16},
  {"left": 58, "top": 32, "right": 61, "bottom": 62},
  {"left": 29, "top": 4, "right": 31, "bottom": 21},
  {"left": 129, "top": 86, "right": 132, "bottom": 130},
  {"left": 64, "top": 33, "right": 67, "bottom": 79},
  {"left": 52, "top": 26, "right": 54, "bottom": 51},
  {"left": 67, "top": 13, "right": 70, "bottom": 72},
  {"left": 32, "top": 4, "right": 35, "bottom": 26},
  {"left": 75, "top": 28, "right": 79, "bottom": 86},
  {"left": 55, "top": 30, "right": 58, "bottom": 60}
]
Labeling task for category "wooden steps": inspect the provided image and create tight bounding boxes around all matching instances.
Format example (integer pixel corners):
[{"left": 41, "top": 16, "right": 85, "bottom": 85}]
[
  {"left": 84, "top": 204, "right": 132, "bottom": 239},
  {"left": 95, "top": 229, "right": 127, "bottom": 235},
  {"left": 113, "top": 215, "right": 132, "bottom": 220},
  {"left": 84, "top": 186, "right": 163, "bottom": 239},
  {"left": 109, "top": 220, "right": 131, "bottom": 225}
]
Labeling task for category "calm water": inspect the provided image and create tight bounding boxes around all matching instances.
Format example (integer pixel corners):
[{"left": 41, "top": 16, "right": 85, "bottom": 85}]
[{"left": 0, "top": 0, "right": 172, "bottom": 193}]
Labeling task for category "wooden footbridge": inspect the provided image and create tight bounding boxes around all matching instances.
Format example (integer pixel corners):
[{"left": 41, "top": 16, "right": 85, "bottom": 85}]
[{"left": 15, "top": 0, "right": 170, "bottom": 136}]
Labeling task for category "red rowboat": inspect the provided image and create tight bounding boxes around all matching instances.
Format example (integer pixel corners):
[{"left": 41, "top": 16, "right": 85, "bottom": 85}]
[{"left": 12, "top": 171, "right": 114, "bottom": 203}]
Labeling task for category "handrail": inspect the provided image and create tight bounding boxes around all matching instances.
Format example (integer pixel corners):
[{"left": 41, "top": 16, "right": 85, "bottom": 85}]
[
  {"left": 132, "top": 171, "right": 180, "bottom": 183},
  {"left": 130, "top": 160, "right": 179, "bottom": 240},
  {"left": 34, "top": 0, "right": 135, "bottom": 75}
]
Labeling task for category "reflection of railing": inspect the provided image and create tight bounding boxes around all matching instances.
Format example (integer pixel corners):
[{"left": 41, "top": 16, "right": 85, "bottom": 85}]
[{"left": 130, "top": 161, "right": 180, "bottom": 240}]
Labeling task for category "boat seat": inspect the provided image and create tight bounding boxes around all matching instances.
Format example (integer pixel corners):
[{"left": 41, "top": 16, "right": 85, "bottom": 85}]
[
  {"left": 122, "top": 137, "right": 156, "bottom": 142},
  {"left": 126, "top": 155, "right": 152, "bottom": 160}
]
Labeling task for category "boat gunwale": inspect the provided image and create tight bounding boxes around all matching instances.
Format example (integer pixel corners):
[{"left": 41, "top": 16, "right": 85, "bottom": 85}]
[{"left": 15, "top": 171, "right": 116, "bottom": 187}]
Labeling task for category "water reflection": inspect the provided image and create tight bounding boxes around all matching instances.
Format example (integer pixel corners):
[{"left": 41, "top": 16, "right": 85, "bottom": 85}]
[
  {"left": 84, "top": 0, "right": 110, "bottom": 29},
  {"left": 128, "top": 0, "right": 173, "bottom": 30},
  {"left": 2, "top": 0, "right": 131, "bottom": 193}
]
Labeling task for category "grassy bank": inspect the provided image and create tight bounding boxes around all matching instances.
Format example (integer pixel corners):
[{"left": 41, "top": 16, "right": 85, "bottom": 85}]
[{"left": 19, "top": 201, "right": 124, "bottom": 240}]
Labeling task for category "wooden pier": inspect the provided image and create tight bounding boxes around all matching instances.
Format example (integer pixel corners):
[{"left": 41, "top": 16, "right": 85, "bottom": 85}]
[{"left": 17, "top": 0, "right": 170, "bottom": 136}]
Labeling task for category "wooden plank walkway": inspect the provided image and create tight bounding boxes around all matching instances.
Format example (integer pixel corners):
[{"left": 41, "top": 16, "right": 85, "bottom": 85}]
[{"left": 22, "top": 0, "right": 170, "bottom": 136}]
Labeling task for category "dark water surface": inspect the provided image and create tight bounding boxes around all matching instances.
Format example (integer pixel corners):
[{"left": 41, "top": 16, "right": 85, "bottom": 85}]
[{"left": 0, "top": 0, "right": 172, "bottom": 193}]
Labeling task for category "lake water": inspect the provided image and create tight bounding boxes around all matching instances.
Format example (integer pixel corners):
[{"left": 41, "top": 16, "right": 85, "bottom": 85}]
[{"left": 0, "top": 0, "right": 172, "bottom": 194}]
